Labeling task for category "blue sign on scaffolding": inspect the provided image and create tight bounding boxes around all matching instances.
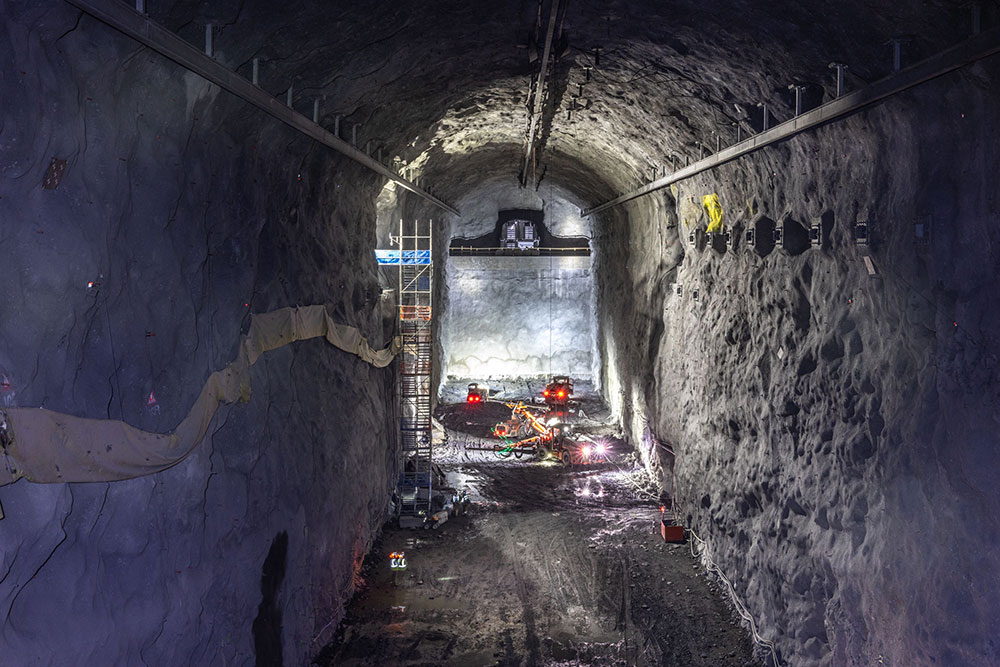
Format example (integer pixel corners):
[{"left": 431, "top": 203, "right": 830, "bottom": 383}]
[{"left": 374, "top": 249, "right": 432, "bottom": 265}]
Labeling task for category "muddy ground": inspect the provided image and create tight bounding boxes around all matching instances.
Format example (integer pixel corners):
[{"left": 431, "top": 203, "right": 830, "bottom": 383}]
[{"left": 315, "top": 393, "right": 762, "bottom": 666}]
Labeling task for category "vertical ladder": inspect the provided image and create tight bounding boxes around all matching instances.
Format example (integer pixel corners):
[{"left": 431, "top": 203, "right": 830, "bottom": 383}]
[{"left": 397, "top": 219, "right": 433, "bottom": 524}]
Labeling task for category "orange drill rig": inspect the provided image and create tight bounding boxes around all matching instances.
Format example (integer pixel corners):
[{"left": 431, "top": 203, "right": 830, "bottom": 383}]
[{"left": 490, "top": 402, "right": 576, "bottom": 463}]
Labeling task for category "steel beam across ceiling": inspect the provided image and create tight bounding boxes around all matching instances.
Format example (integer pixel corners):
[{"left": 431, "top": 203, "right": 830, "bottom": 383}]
[
  {"left": 64, "top": 0, "right": 460, "bottom": 217},
  {"left": 582, "top": 26, "right": 1000, "bottom": 218}
]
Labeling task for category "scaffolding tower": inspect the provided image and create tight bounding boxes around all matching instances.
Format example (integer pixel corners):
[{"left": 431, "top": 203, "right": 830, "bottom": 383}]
[{"left": 395, "top": 220, "right": 433, "bottom": 526}]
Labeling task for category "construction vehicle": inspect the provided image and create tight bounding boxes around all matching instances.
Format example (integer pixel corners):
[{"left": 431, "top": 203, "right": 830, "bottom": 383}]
[
  {"left": 466, "top": 382, "right": 488, "bottom": 404},
  {"left": 486, "top": 402, "right": 599, "bottom": 464},
  {"left": 543, "top": 375, "right": 573, "bottom": 408},
  {"left": 491, "top": 402, "right": 545, "bottom": 439}
]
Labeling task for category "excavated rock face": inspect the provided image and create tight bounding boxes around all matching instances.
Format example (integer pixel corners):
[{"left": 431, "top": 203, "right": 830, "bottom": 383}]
[
  {"left": 436, "top": 179, "right": 597, "bottom": 381},
  {"left": 597, "top": 75, "right": 1000, "bottom": 666},
  {"left": 1, "top": 3, "right": 396, "bottom": 665},
  {"left": 2, "top": 0, "right": 998, "bottom": 665}
]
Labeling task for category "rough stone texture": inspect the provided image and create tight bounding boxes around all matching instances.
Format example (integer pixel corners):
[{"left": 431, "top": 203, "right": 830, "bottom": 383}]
[
  {"left": 379, "top": 177, "right": 599, "bottom": 394},
  {"left": 443, "top": 255, "right": 594, "bottom": 380},
  {"left": 1, "top": 3, "right": 397, "bottom": 664},
  {"left": 439, "top": 180, "right": 595, "bottom": 382},
  {"left": 2, "top": 0, "right": 998, "bottom": 664},
  {"left": 595, "top": 73, "right": 1000, "bottom": 666}
]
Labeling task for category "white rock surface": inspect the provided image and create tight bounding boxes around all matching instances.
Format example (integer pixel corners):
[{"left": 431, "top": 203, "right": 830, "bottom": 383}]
[{"left": 443, "top": 255, "right": 595, "bottom": 379}]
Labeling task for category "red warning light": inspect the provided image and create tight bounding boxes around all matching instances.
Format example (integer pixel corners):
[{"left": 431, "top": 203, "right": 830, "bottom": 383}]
[
  {"left": 557, "top": 390, "right": 566, "bottom": 398},
  {"left": 543, "top": 390, "right": 550, "bottom": 397}
]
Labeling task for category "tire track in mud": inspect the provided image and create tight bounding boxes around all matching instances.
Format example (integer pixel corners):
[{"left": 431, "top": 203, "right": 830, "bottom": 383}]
[
  {"left": 321, "top": 398, "right": 760, "bottom": 666},
  {"left": 494, "top": 514, "right": 541, "bottom": 666}
]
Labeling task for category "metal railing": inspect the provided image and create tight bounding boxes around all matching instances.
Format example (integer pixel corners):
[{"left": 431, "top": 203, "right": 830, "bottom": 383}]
[{"left": 448, "top": 246, "right": 591, "bottom": 256}]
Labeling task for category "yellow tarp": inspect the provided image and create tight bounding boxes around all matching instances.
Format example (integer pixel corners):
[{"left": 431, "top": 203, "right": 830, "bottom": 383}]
[
  {"left": 702, "top": 194, "right": 724, "bottom": 233},
  {"left": 0, "top": 306, "right": 401, "bottom": 485}
]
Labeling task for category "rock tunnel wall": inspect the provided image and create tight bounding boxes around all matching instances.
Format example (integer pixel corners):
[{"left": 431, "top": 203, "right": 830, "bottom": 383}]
[
  {"left": 408, "top": 177, "right": 598, "bottom": 385},
  {"left": 595, "top": 64, "right": 1000, "bottom": 666},
  {"left": 0, "top": 5, "right": 396, "bottom": 664},
  {"left": 442, "top": 255, "right": 594, "bottom": 380}
]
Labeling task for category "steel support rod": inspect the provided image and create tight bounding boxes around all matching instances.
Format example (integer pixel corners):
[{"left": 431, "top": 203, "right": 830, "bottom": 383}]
[
  {"left": 758, "top": 102, "right": 770, "bottom": 130},
  {"left": 829, "top": 62, "right": 848, "bottom": 97},
  {"left": 63, "top": 0, "right": 459, "bottom": 217},
  {"left": 891, "top": 38, "right": 904, "bottom": 72},
  {"left": 581, "top": 26, "right": 1000, "bottom": 218},
  {"left": 788, "top": 84, "right": 805, "bottom": 116}
]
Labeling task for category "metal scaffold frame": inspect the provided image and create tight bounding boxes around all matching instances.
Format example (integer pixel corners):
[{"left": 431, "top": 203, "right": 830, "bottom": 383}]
[{"left": 396, "top": 220, "right": 434, "bottom": 524}]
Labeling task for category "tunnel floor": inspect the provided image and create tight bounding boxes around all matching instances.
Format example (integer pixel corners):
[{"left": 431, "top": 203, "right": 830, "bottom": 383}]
[{"left": 315, "top": 395, "right": 760, "bottom": 666}]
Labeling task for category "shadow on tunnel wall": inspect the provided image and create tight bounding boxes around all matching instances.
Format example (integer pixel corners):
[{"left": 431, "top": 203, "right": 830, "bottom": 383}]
[
  {"left": 821, "top": 210, "right": 836, "bottom": 250},
  {"left": 253, "top": 531, "right": 289, "bottom": 667},
  {"left": 781, "top": 216, "right": 811, "bottom": 255},
  {"left": 753, "top": 216, "right": 777, "bottom": 256}
]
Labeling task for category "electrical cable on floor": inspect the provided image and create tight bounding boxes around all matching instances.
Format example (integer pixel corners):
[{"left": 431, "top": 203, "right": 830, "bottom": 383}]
[{"left": 687, "top": 527, "right": 782, "bottom": 666}]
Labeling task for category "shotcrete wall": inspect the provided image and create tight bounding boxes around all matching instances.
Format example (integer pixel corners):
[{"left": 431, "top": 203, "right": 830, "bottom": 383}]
[
  {"left": 443, "top": 256, "right": 593, "bottom": 379},
  {"left": 0, "top": 6, "right": 395, "bottom": 665},
  {"left": 436, "top": 178, "right": 597, "bottom": 383},
  {"left": 595, "top": 66, "right": 1000, "bottom": 667}
]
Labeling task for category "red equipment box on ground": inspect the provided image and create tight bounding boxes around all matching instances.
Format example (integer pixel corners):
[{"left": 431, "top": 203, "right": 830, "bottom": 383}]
[{"left": 661, "top": 520, "right": 685, "bottom": 543}]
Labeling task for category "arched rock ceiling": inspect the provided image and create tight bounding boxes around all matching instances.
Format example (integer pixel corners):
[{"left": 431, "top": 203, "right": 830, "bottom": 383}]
[{"left": 156, "top": 0, "right": 966, "bottom": 210}]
